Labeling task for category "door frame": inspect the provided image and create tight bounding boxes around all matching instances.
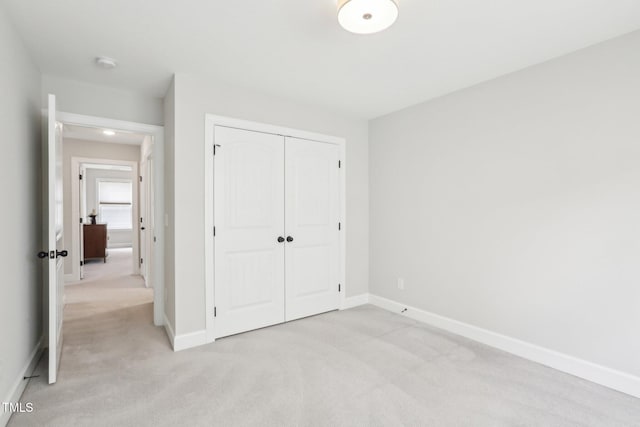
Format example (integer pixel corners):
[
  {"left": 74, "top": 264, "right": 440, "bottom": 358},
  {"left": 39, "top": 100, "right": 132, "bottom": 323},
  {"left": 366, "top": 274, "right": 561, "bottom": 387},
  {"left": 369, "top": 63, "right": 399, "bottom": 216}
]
[
  {"left": 204, "top": 114, "right": 347, "bottom": 343},
  {"left": 70, "top": 157, "right": 139, "bottom": 279},
  {"left": 58, "top": 111, "right": 166, "bottom": 327}
]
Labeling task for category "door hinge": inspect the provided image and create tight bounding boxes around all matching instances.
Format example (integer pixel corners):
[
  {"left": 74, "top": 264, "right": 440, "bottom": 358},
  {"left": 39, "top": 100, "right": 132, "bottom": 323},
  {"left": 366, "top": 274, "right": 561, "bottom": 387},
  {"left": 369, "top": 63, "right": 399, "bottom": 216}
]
[
  {"left": 213, "top": 226, "right": 216, "bottom": 237},
  {"left": 79, "top": 174, "right": 83, "bottom": 180},
  {"left": 80, "top": 260, "right": 84, "bottom": 266},
  {"left": 80, "top": 217, "right": 83, "bottom": 224},
  {"left": 338, "top": 160, "right": 341, "bottom": 169},
  {"left": 338, "top": 284, "right": 341, "bottom": 292},
  {"left": 140, "top": 176, "right": 143, "bottom": 182},
  {"left": 140, "top": 258, "right": 143, "bottom": 265},
  {"left": 338, "top": 222, "right": 341, "bottom": 230},
  {"left": 214, "top": 307, "right": 217, "bottom": 317},
  {"left": 154, "top": 236, "right": 157, "bottom": 243},
  {"left": 140, "top": 217, "right": 143, "bottom": 223}
]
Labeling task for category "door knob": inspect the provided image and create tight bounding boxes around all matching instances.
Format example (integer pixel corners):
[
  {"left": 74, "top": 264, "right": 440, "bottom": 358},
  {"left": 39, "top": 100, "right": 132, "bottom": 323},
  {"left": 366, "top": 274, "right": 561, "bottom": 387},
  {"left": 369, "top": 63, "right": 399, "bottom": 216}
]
[
  {"left": 141, "top": 227, "right": 146, "bottom": 230},
  {"left": 286, "top": 236, "right": 294, "bottom": 242},
  {"left": 56, "top": 250, "right": 68, "bottom": 258},
  {"left": 277, "top": 236, "right": 285, "bottom": 243},
  {"left": 37, "top": 251, "right": 50, "bottom": 259}
]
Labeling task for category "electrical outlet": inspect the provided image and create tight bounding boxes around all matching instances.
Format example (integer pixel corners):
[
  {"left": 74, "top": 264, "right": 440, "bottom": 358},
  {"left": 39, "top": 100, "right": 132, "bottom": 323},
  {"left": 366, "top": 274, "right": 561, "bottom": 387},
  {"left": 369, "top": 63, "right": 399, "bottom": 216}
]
[{"left": 397, "top": 278, "right": 404, "bottom": 290}]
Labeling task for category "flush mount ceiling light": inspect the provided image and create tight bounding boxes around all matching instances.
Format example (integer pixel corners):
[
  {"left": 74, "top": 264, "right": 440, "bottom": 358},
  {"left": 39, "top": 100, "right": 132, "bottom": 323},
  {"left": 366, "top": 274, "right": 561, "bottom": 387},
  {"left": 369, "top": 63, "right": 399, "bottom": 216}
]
[
  {"left": 103, "top": 130, "right": 116, "bottom": 136},
  {"left": 338, "top": 0, "right": 399, "bottom": 34},
  {"left": 95, "top": 56, "right": 118, "bottom": 69}
]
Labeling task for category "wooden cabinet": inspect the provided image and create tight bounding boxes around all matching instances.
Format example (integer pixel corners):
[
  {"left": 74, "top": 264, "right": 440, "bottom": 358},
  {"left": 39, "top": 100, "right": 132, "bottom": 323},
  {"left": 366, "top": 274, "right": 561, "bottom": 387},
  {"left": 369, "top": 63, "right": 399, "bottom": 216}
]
[{"left": 83, "top": 224, "right": 107, "bottom": 262}]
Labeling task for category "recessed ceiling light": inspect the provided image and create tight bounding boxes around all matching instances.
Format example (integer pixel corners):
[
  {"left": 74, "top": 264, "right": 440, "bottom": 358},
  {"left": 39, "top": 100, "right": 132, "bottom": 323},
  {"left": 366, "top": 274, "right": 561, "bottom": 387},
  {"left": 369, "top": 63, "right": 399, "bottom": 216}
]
[
  {"left": 103, "top": 130, "right": 116, "bottom": 136},
  {"left": 338, "top": 0, "right": 399, "bottom": 34},
  {"left": 95, "top": 56, "right": 118, "bottom": 69}
]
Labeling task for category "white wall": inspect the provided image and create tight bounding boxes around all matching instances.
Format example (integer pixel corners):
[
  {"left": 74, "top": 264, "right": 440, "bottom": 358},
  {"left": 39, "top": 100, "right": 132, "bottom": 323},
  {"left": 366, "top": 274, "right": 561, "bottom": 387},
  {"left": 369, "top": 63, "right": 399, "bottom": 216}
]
[
  {"left": 369, "top": 31, "right": 640, "bottom": 377},
  {"left": 62, "top": 139, "right": 140, "bottom": 274},
  {"left": 85, "top": 168, "right": 135, "bottom": 248},
  {"left": 163, "top": 79, "right": 176, "bottom": 330},
  {"left": 42, "top": 75, "right": 164, "bottom": 126},
  {"left": 169, "top": 74, "right": 369, "bottom": 335},
  {"left": 0, "top": 6, "right": 43, "bottom": 424}
]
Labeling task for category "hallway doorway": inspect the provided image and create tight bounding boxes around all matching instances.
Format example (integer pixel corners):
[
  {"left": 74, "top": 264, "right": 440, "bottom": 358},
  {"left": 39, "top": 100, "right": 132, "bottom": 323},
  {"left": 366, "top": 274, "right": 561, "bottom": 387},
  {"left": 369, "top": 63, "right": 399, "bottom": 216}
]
[{"left": 56, "top": 111, "right": 165, "bottom": 326}]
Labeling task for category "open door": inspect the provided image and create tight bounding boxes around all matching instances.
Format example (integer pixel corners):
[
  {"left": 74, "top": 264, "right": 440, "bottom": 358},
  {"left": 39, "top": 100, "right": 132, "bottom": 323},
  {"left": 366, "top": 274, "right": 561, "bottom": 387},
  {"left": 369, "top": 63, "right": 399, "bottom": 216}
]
[
  {"left": 39, "top": 94, "right": 67, "bottom": 384},
  {"left": 79, "top": 164, "right": 86, "bottom": 279},
  {"left": 139, "top": 159, "right": 147, "bottom": 284},
  {"left": 146, "top": 158, "right": 154, "bottom": 288},
  {"left": 139, "top": 137, "right": 155, "bottom": 288}
]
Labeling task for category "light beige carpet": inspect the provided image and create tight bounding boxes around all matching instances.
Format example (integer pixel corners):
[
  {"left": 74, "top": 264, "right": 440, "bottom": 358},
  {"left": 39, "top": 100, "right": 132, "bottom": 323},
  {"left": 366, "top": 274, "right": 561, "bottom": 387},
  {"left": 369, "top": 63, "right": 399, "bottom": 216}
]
[
  {"left": 10, "top": 255, "right": 640, "bottom": 426},
  {"left": 62, "top": 248, "right": 152, "bottom": 323},
  {"left": 77, "top": 247, "right": 140, "bottom": 285}
]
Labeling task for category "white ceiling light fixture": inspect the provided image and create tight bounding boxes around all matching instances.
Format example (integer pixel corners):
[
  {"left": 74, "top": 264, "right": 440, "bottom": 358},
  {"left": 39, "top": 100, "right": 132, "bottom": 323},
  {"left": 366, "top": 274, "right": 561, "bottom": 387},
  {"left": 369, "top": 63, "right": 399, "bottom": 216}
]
[
  {"left": 95, "top": 56, "right": 118, "bottom": 69},
  {"left": 338, "top": 0, "right": 399, "bottom": 34},
  {"left": 103, "top": 130, "right": 116, "bottom": 136}
]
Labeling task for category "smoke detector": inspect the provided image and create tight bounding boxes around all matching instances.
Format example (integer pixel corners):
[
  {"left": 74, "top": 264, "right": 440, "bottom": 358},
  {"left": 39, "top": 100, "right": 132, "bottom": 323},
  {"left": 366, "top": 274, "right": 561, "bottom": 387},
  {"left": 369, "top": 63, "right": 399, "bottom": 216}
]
[{"left": 95, "top": 56, "right": 118, "bottom": 69}]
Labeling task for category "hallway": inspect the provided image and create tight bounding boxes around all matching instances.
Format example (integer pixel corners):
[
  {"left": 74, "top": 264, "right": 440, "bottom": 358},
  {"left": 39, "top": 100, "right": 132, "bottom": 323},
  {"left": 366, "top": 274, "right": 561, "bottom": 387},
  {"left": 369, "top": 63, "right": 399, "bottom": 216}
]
[
  {"left": 65, "top": 248, "right": 152, "bottom": 321},
  {"left": 10, "top": 248, "right": 163, "bottom": 426}
]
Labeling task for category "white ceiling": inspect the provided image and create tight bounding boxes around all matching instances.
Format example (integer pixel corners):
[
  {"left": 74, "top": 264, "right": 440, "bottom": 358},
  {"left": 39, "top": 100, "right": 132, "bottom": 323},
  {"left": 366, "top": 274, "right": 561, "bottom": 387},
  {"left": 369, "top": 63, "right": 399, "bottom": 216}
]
[
  {"left": 64, "top": 124, "right": 146, "bottom": 145},
  {"left": 5, "top": 0, "right": 640, "bottom": 118}
]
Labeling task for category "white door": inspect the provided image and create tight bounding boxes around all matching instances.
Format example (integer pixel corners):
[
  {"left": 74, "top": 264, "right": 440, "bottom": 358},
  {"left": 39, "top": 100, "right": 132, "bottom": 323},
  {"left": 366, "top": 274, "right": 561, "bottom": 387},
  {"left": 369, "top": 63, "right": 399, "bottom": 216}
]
[
  {"left": 43, "top": 94, "right": 66, "bottom": 384},
  {"left": 284, "top": 138, "right": 341, "bottom": 321},
  {"left": 214, "top": 126, "right": 285, "bottom": 338},
  {"left": 145, "top": 157, "right": 154, "bottom": 287},
  {"left": 139, "top": 160, "right": 147, "bottom": 283},
  {"left": 79, "top": 164, "right": 86, "bottom": 279},
  {"left": 139, "top": 156, "right": 154, "bottom": 286}
]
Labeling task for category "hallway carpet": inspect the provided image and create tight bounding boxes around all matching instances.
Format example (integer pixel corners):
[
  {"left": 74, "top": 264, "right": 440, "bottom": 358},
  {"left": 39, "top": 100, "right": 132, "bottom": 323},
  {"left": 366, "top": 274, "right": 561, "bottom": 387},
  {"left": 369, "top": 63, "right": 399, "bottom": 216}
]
[{"left": 10, "top": 270, "right": 640, "bottom": 425}]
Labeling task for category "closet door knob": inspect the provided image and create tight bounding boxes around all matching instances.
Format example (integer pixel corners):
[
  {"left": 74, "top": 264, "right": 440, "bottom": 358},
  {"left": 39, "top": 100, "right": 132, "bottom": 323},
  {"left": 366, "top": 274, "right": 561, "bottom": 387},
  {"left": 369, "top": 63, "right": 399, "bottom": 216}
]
[
  {"left": 56, "top": 250, "right": 69, "bottom": 258},
  {"left": 286, "top": 236, "right": 294, "bottom": 242},
  {"left": 277, "top": 236, "right": 285, "bottom": 243}
]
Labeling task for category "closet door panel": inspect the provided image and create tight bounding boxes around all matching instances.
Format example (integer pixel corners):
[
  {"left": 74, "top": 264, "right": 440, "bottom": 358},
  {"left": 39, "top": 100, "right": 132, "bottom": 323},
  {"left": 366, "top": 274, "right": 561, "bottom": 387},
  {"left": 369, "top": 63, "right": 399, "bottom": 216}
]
[
  {"left": 285, "top": 137, "right": 340, "bottom": 321},
  {"left": 214, "top": 126, "right": 285, "bottom": 338}
]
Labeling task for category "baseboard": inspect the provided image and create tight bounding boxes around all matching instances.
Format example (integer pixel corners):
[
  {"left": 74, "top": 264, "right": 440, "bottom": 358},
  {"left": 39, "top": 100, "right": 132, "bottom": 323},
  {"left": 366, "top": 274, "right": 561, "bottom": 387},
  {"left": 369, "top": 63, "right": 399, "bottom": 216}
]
[
  {"left": 342, "top": 293, "right": 370, "bottom": 309},
  {"left": 163, "top": 313, "right": 175, "bottom": 350},
  {"left": 173, "top": 329, "right": 208, "bottom": 352},
  {"left": 1, "top": 336, "right": 44, "bottom": 427},
  {"left": 368, "top": 294, "right": 640, "bottom": 399},
  {"left": 162, "top": 314, "right": 207, "bottom": 352}
]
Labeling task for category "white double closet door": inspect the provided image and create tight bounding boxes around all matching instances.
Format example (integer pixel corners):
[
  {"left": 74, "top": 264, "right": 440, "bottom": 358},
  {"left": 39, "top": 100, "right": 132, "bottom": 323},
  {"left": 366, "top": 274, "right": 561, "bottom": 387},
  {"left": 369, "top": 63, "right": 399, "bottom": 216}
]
[{"left": 214, "top": 126, "right": 341, "bottom": 339}]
